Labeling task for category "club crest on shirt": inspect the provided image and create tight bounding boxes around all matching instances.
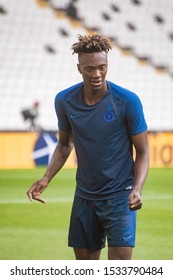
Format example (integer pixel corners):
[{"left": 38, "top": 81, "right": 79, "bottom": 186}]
[{"left": 104, "top": 110, "right": 116, "bottom": 122}]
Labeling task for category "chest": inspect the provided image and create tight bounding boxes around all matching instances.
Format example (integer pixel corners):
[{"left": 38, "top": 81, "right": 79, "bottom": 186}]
[{"left": 67, "top": 99, "right": 127, "bottom": 139}]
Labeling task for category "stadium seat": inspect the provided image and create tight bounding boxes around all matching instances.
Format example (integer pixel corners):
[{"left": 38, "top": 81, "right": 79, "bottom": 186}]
[{"left": 0, "top": 0, "right": 173, "bottom": 131}]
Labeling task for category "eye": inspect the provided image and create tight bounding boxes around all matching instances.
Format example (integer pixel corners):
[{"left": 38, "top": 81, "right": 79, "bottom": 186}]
[
  {"left": 99, "top": 65, "right": 107, "bottom": 71},
  {"left": 86, "top": 67, "right": 93, "bottom": 73}
]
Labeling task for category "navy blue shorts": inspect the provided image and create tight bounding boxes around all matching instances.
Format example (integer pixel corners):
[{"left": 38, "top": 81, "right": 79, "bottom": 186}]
[{"left": 68, "top": 195, "right": 137, "bottom": 252}]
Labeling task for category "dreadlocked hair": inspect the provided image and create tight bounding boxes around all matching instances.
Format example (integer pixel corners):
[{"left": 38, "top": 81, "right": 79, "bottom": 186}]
[{"left": 71, "top": 33, "right": 112, "bottom": 54}]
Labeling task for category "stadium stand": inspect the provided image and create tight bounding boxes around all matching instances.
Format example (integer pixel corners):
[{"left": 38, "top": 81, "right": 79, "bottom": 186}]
[{"left": 0, "top": 0, "right": 173, "bottom": 131}]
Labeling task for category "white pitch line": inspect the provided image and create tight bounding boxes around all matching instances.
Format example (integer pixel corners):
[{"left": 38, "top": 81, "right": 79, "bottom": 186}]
[
  {"left": 0, "top": 197, "right": 72, "bottom": 204},
  {"left": 0, "top": 195, "right": 173, "bottom": 204},
  {"left": 0, "top": 174, "right": 75, "bottom": 179},
  {"left": 143, "top": 194, "right": 173, "bottom": 200}
]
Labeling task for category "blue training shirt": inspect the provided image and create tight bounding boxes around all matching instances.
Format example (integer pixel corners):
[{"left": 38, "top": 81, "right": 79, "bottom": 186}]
[{"left": 54, "top": 81, "right": 147, "bottom": 200}]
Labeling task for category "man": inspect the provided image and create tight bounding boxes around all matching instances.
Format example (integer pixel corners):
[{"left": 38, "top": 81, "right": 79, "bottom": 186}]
[
  {"left": 27, "top": 33, "right": 149, "bottom": 260},
  {"left": 21, "top": 101, "right": 41, "bottom": 131}
]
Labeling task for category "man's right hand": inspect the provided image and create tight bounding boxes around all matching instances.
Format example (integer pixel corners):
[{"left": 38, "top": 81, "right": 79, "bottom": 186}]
[{"left": 26, "top": 176, "right": 49, "bottom": 203}]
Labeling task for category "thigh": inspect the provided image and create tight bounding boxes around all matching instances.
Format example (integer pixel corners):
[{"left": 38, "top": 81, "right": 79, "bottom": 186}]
[
  {"left": 96, "top": 196, "right": 137, "bottom": 248},
  {"left": 108, "top": 246, "right": 133, "bottom": 260},
  {"left": 68, "top": 196, "right": 106, "bottom": 252},
  {"left": 74, "top": 248, "right": 101, "bottom": 260}
]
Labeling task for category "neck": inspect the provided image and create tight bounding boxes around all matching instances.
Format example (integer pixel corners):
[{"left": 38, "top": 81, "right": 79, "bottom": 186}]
[{"left": 82, "top": 83, "right": 107, "bottom": 106}]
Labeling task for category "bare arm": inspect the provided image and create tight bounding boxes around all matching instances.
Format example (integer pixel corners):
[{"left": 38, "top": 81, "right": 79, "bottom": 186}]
[
  {"left": 128, "top": 130, "right": 149, "bottom": 210},
  {"left": 43, "top": 130, "right": 74, "bottom": 182},
  {"left": 27, "top": 130, "right": 74, "bottom": 203}
]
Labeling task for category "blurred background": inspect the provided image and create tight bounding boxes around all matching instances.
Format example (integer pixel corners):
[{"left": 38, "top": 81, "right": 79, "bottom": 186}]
[
  {"left": 0, "top": 0, "right": 173, "bottom": 168},
  {"left": 0, "top": 0, "right": 173, "bottom": 261}
]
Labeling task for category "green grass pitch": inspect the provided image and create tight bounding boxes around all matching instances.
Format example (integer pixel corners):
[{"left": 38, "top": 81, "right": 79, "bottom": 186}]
[{"left": 0, "top": 168, "right": 173, "bottom": 260}]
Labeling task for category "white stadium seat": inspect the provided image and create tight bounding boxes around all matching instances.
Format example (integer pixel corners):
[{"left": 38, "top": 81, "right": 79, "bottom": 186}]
[{"left": 0, "top": 0, "right": 173, "bottom": 131}]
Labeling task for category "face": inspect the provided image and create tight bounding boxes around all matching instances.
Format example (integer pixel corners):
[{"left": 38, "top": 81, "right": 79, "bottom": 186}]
[{"left": 77, "top": 51, "right": 108, "bottom": 93}]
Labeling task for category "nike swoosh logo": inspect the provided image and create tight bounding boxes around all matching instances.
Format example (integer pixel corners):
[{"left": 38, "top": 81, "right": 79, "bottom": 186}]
[
  {"left": 125, "top": 186, "right": 133, "bottom": 191},
  {"left": 70, "top": 114, "right": 80, "bottom": 119}
]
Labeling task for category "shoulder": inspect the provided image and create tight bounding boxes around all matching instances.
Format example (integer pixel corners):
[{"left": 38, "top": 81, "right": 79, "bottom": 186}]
[
  {"left": 108, "top": 82, "right": 147, "bottom": 134},
  {"left": 108, "top": 81, "right": 140, "bottom": 104},
  {"left": 108, "top": 81, "right": 143, "bottom": 115},
  {"left": 55, "top": 82, "right": 83, "bottom": 104}
]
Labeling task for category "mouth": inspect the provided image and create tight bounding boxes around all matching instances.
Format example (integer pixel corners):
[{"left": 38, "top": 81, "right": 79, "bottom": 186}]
[{"left": 90, "top": 80, "right": 102, "bottom": 87}]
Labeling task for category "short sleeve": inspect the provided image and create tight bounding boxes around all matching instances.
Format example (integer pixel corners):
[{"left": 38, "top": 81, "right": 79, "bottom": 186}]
[
  {"left": 54, "top": 92, "right": 71, "bottom": 131},
  {"left": 125, "top": 93, "right": 147, "bottom": 136}
]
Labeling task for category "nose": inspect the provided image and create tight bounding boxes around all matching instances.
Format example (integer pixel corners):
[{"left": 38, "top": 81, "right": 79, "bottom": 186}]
[{"left": 92, "top": 69, "right": 101, "bottom": 77}]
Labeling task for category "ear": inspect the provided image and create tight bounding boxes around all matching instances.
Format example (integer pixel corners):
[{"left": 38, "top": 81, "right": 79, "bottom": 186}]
[{"left": 77, "top": 64, "right": 82, "bottom": 74}]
